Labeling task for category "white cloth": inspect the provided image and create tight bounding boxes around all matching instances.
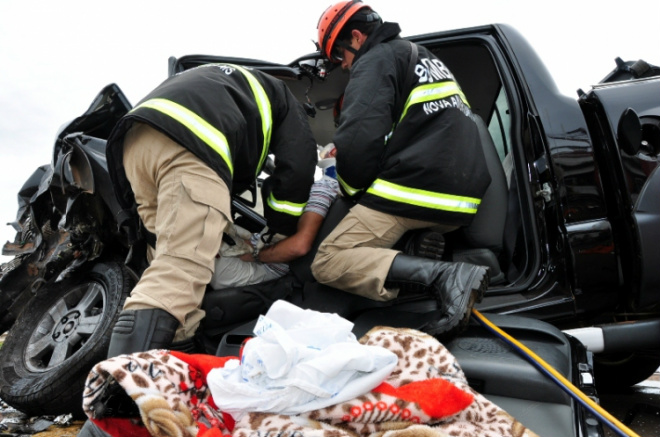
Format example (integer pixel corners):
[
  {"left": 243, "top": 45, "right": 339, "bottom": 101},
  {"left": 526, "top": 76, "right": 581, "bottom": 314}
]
[
  {"left": 210, "top": 224, "right": 287, "bottom": 289},
  {"left": 207, "top": 300, "right": 398, "bottom": 418},
  {"left": 210, "top": 255, "right": 283, "bottom": 289},
  {"left": 218, "top": 223, "right": 259, "bottom": 258}
]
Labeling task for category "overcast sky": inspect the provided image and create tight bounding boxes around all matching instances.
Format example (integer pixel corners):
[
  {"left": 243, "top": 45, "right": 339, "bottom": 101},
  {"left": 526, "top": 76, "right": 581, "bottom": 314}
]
[{"left": 0, "top": 0, "right": 658, "bottom": 263}]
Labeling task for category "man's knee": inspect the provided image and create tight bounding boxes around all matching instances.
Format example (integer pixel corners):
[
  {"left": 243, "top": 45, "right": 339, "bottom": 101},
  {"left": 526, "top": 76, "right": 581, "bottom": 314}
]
[{"left": 310, "top": 244, "right": 333, "bottom": 284}]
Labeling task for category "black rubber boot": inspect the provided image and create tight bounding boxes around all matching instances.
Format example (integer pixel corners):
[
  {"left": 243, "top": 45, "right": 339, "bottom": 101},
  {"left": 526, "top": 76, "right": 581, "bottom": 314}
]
[
  {"left": 403, "top": 230, "right": 446, "bottom": 260},
  {"left": 107, "top": 308, "right": 179, "bottom": 358},
  {"left": 78, "top": 309, "right": 180, "bottom": 435},
  {"left": 170, "top": 336, "right": 201, "bottom": 354},
  {"left": 386, "top": 254, "right": 489, "bottom": 338}
]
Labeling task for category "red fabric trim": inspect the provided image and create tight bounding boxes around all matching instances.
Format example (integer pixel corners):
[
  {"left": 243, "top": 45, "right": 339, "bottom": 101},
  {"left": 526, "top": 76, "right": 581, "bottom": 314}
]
[
  {"left": 372, "top": 379, "right": 474, "bottom": 419},
  {"left": 169, "top": 351, "right": 237, "bottom": 377},
  {"left": 92, "top": 417, "right": 151, "bottom": 437},
  {"left": 168, "top": 351, "right": 237, "bottom": 431}
]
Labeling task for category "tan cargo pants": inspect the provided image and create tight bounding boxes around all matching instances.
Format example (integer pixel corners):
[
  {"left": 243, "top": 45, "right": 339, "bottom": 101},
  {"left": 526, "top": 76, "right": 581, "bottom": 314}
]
[
  {"left": 311, "top": 204, "right": 456, "bottom": 301},
  {"left": 122, "top": 123, "right": 232, "bottom": 340}
]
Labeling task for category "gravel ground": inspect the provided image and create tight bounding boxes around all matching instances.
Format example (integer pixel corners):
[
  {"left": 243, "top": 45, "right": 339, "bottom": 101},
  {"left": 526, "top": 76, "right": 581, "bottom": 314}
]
[
  {"left": 0, "top": 333, "right": 85, "bottom": 437},
  {"left": 0, "top": 400, "right": 84, "bottom": 437}
]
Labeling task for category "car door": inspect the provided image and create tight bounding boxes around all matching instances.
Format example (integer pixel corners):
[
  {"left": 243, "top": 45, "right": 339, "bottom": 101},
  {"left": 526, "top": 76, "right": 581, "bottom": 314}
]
[{"left": 580, "top": 77, "right": 660, "bottom": 309}]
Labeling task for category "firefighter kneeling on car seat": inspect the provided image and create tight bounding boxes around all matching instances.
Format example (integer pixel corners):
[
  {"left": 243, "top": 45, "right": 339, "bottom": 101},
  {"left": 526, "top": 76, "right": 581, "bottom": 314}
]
[
  {"left": 311, "top": 0, "right": 492, "bottom": 337},
  {"left": 76, "top": 60, "right": 318, "bottom": 437}
]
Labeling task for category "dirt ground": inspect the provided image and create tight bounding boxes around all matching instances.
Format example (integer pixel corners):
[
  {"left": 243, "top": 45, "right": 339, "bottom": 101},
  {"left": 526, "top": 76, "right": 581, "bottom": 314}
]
[
  {"left": 33, "top": 423, "right": 85, "bottom": 437},
  {"left": 0, "top": 397, "right": 85, "bottom": 437}
]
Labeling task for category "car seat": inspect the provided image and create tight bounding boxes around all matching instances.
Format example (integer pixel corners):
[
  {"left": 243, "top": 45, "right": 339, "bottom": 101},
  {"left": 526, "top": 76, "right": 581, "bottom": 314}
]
[{"left": 447, "top": 115, "right": 508, "bottom": 284}]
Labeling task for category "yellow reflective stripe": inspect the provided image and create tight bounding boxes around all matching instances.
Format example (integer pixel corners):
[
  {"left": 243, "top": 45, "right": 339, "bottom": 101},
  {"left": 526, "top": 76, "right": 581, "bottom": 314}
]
[
  {"left": 133, "top": 98, "right": 233, "bottom": 176},
  {"left": 267, "top": 193, "right": 306, "bottom": 217},
  {"left": 229, "top": 64, "right": 272, "bottom": 176},
  {"left": 337, "top": 174, "right": 362, "bottom": 196},
  {"left": 399, "top": 81, "right": 469, "bottom": 122},
  {"left": 367, "top": 179, "right": 480, "bottom": 214}
]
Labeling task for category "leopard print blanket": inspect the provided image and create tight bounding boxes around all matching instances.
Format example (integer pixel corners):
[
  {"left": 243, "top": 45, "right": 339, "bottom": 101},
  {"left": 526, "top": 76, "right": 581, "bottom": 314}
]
[{"left": 82, "top": 326, "right": 540, "bottom": 437}]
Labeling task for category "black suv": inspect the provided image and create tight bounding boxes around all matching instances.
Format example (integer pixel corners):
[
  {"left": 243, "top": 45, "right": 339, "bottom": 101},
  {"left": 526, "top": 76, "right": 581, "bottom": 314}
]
[
  {"left": 0, "top": 23, "right": 657, "bottom": 437},
  {"left": 171, "top": 23, "right": 660, "bottom": 388}
]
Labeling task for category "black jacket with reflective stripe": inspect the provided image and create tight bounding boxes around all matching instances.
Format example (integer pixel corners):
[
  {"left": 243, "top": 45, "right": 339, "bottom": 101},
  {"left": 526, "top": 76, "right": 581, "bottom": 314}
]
[
  {"left": 106, "top": 64, "right": 317, "bottom": 235},
  {"left": 335, "top": 23, "right": 491, "bottom": 226}
]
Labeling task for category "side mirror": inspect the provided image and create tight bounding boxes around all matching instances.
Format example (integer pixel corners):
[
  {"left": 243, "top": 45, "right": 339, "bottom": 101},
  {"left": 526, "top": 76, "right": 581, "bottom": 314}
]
[{"left": 617, "top": 108, "right": 642, "bottom": 155}]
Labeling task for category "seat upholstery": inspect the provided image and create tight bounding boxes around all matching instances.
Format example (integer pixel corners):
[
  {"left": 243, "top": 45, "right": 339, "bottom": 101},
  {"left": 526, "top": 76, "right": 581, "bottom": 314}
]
[{"left": 451, "top": 115, "right": 509, "bottom": 283}]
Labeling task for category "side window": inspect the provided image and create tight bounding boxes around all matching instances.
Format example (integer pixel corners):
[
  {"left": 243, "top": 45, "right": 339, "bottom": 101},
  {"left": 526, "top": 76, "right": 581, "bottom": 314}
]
[{"left": 487, "top": 87, "right": 511, "bottom": 163}]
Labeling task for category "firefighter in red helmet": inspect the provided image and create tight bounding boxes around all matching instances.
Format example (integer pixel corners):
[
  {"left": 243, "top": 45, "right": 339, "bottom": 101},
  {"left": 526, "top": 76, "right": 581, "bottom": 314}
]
[
  {"left": 317, "top": 0, "right": 382, "bottom": 67},
  {"left": 312, "top": 1, "right": 492, "bottom": 338}
]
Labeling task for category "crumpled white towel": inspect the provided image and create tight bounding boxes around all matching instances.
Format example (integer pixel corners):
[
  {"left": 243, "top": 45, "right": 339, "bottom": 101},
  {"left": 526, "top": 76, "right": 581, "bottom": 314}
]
[
  {"left": 207, "top": 300, "right": 398, "bottom": 419},
  {"left": 218, "top": 223, "right": 256, "bottom": 257}
]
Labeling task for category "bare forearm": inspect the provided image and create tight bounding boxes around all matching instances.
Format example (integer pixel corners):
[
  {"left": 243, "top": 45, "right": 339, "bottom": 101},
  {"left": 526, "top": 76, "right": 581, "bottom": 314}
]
[
  {"left": 241, "top": 212, "right": 324, "bottom": 264},
  {"left": 257, "top": 237, "right": 311, "bottom": 263}
]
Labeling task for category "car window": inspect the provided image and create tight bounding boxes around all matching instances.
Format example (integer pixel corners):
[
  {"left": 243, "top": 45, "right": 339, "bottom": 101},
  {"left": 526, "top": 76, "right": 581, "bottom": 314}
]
[{"left": 488, "top": 87, "right": 511, "bottom": 163}]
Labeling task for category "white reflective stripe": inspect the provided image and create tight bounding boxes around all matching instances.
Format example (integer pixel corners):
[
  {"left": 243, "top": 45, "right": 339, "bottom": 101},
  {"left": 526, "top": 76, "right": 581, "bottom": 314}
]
[
  {"left": 133, "top": 98, "right": 233, "bottom": 175},
  {"left": 267, "top": 193, "right": 306, "bottom": 216},
  {"left": 368, "top": 179, "right": 480, "bottom": 214},
  {"left": 399, "top": 81, "right": 468, "bottom": 122},
  {"left": 230, "top": 64, "right": 272, "bottom": 176}
]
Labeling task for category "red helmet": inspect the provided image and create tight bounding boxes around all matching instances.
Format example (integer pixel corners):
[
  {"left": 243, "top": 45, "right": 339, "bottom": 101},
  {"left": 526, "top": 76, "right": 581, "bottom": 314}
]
[{"left": 317, "top": 0, "right": 374, "bottom": 63}]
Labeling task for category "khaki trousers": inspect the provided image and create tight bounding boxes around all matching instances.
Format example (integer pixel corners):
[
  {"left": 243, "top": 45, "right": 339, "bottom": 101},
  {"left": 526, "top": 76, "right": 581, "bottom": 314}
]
[
  {"left": 311, "top": 204, "right": 456, "bottom": 301},
  {"left": 122, "top": 123, "right": 231, "bottom": 340}
]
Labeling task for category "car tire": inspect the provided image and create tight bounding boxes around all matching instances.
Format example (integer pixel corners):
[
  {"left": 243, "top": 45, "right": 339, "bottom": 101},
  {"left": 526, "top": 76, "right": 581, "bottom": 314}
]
[
  {"left": 594, "top": 349, "right": 660, "bottom": 390},
  {"left": 0, "top": 261, "right": 133, "bottom": 418}
]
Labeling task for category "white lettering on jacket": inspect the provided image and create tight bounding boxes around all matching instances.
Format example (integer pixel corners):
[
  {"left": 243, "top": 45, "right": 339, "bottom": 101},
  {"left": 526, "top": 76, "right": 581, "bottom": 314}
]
[
  {"left": 215, "top": 64, "right": 235, "bottom": 75},
  {"left": 422, "top": 95, "right": 471, "bottom": 117},
  {"left": 414, "top": 57, "right": 455, "bottom": 83},
  {"left": 183, "top": 63, "right": 235, "bottom": 76},
  {"left": 413, "top": 58, "right": 471, "bottom": 117}
]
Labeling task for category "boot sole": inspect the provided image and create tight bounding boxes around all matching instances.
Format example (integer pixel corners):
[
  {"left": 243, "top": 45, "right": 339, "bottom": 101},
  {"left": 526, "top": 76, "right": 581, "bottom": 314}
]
[
  {"left": 427, "top": 265, "right": 489, "bottom": 340},
  {"left": 471, "top": 266, "right": 489, "bottom": 304},
  {"left": 457, "top": 267, "right": 489, "bottom": 328}
]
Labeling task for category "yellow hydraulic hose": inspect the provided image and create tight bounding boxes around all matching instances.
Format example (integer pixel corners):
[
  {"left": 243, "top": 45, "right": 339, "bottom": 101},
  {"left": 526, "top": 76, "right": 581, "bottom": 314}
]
[{"left": 471, "top": 309, "right": 641, "bottom": 437}]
